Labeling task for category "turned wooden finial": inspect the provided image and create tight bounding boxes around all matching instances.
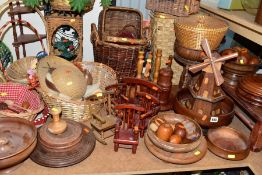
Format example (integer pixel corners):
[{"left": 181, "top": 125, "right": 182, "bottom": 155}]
[
  {"left": 144, "top": 52, "right": 153, "bottom": 80},
  {"left": 153, "top": 49, "right": 162, "bottom": 83},
  {"left": 167, "top": 55, "right": 173, "bottom": 68},
  {"left": 48, "top": 107, "right": 67, "bottom": 135},
  {"left": 136, "top": 51, "right": 145, "bottom": 79}
]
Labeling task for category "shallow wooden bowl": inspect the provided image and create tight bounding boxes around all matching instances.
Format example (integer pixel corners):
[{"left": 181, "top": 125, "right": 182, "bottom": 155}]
[
  {"left": 175, "top": 42, "right": 205, "bottom": 62},
  {"left": 0, "top": 117, "right": 37, "bottom": 169},
  {"left": 174, "top": 88, "right": 235, "bottom": 128},
  {"left": 207, "top": 127, "right": 250, "bottom": 161},
  {"left": 147, "top": 112, "right": 202, "bottom": 153}
]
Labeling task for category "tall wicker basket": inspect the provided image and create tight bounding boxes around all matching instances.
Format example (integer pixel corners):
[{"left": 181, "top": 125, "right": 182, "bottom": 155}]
[
  {"left": 91, "top": 7, "right": 149, "bottom": 81},
  {"left": 150, "top": 12, "right": 183, "bottom": 85},
  {"left": 146, "top": 0, "right": 200, "bottom": 16}
]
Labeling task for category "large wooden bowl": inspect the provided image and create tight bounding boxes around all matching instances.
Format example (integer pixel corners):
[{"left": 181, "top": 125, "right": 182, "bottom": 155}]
[
  {"left": 175, "top": 42, "right": 205, "bottom": 62},
  {"left": 174, "top": 88, "right": 235, "bottom": 128},
  {"left": 222, "top": 60, "right": 261, "bottom": 86},
  {"left": 147, "top": 112, "right": 203, "bottom": 153},
  {"left": 207, "top": 127, "right": 250, "bottom": 161},
  {"left": 0, "top": 117, "right": 37, "bottom": 170}
]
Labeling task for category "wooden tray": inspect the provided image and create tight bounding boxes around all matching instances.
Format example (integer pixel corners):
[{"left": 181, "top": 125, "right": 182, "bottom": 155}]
[{"left": 144, "top": 134, "right": 207, "bottom": 164}]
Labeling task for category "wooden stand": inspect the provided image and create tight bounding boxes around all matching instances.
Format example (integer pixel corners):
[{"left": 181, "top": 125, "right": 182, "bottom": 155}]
[{"left": 45, "top": 12, "right": 83, "bottom": 62}]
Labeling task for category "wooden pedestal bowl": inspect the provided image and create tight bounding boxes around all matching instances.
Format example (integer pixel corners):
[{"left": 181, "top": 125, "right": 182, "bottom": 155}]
[
  {"left": 147, "top": 112, "right": 203, "bottom": 153},
  {"left": 222, "top": 60, "right": 261, "bottom": 86},
  {"left": 0, "top": 117, "right": 37, "bottom": 171},
  {"left": 236, "top": 75, "right": 262, "bottom": 107},
  {"left": 207, "top": 127, "right": 250, "bottom": 160},
  {"left": 174, "top": 88, "right": 235, "bottom": 128},
  {"left": 175, "top": 42, "right": 205, "bottom": 62}
]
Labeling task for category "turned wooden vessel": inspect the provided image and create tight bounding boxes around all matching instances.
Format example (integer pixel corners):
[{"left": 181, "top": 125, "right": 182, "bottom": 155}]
[
  {"left": 0, "top": 117, "right": 37, "bottom": 171},
  {"left": 30, "top": 108, "right": 96, "bottom": 167},
  {"left": 157, "top": 56, "right": 173, "bottom": 111},
  {"left": 174, "top": 88, "right": 235, "bottom": 128},
  {"left": 175, "top": 42, "right": 206, "bottom": 62},
  {"left": 207, "top": 127, "right": 250, "bottom": 160},
  {"left": 236, "top": 75, "right": 262, "bottom": 107}
]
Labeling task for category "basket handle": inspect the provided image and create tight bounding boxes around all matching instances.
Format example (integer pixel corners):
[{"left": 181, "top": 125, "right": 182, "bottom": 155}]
[
  {"left": 91, "top": 23, "right": 100, "bottom": 47},
  {"left": 0, "top": 19, "right": 46, "bottom": 53}
]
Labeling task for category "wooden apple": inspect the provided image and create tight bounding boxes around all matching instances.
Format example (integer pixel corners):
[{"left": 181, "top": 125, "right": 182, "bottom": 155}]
[
  {"left": 169, "top": 134, "right": 182, "bottom": 144},
  {"left": 156, "top": 123, "right": 173, "bottom": 141}
]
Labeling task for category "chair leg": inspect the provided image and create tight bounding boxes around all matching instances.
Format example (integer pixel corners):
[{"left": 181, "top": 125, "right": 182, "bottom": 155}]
[
  {"left": 132, "top": 145, "right": 137, "bottom": 154},
  {"left": 114, "top": 143, "right": 119, "bottom": 152},
  {"left": 140, "top": 129, "right": 144, "bottom": 138}
]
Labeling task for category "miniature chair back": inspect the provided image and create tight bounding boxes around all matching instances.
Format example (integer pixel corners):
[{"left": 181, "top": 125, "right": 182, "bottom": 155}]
[
  {"left": 113, "top": 104, "right": 145, "bottom": 154},
  {"left": 135, "top": 91, "right": 160, "bottom": 137}
]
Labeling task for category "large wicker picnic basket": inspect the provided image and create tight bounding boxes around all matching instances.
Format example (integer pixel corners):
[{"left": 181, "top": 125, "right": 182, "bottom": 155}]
[
  {"left": 91, "top": 7, "right": 149, "bottom": 81},
  {"left": 146, "top": 0, "right": 200, "bottom": 16}
]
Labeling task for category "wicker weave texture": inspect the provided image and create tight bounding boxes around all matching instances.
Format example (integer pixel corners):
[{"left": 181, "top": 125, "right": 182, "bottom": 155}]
[
  {"left": 50, "top": 0, "right": 94, "bottom": 12},
  {"left": 92, "top": 7, "right": 148, "bottom": 81},
  {"left": 45, "top": 13, "right": 83, "bottom": 62},
  {"left": 38, "top": 62, "right": 117, "bottom": 122},
  {"left": 151, "top": 13, "right": 183, "bottom": 85},
  {"left": 174, "top": 15, "right": 229, "bottom": 50},
  {"left": 146, "top": 0, "right": 200, "bottom": 17}
]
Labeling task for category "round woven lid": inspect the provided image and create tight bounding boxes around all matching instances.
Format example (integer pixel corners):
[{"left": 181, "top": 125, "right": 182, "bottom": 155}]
[
  {"left": 175, "top": 15, "right": 228, "bottom": 31},
  {"left": 50, "top": 65, "right": 87, "bottom": 99},
  {"left": 37, "top": 55, "right": 87, "bottom": 99}
]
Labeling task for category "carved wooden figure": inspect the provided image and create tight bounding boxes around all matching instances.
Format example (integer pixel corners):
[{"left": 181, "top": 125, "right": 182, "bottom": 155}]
[{"left": 157, "top": 55, "right": 174, "bottom": 111}]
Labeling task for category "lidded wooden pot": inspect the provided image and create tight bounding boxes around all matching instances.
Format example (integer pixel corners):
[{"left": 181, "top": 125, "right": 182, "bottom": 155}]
[{"left": 30, "top": 107, "right": 96, "bottom": 168}]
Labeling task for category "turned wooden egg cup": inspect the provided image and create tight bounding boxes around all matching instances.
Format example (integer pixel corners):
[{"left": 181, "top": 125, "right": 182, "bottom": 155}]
[
  {"left": 148, "top": 113, "right": 203, "bottom": 153},
  {"left": 48, "top": 107, "right": 67, "bottom": 135}
]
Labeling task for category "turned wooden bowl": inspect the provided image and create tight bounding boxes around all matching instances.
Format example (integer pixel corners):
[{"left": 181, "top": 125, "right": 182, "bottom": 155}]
[
  {"left": 0, "top": 117, "right": 37, "bottom": 170},
  {"left": 174, "top": 88, "right": 235, "bottom": 128},
  {"left": 222, "top": 60, "right": 261, "bottom": 86},
  {"left": 175, "top": 42, "right": 205, "bottom": 62},
  {"left": 147, "top": 112, "right": 203, "bottom": 153},
  {"left": 207, "top": 127, "right": 250, "bottom": 160}
]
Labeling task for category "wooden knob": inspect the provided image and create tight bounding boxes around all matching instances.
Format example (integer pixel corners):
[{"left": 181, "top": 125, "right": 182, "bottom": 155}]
[{"left": 48, "top": 107, "right": 67, "bottom": 135}]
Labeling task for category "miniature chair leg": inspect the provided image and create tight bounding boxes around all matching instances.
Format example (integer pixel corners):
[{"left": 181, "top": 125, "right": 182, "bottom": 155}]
[
  {"left": 114, "top": 143, "right": 119, "bottom": 152},
  {"left": 132, "top": 145, "right": 137, "bottom": 154}
]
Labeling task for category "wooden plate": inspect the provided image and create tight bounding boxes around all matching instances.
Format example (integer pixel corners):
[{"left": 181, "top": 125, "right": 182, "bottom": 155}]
[
  {"left": 30, "top": 123, "right": 96, "bottom": 168},
  {"left": 207, "top": 127, "right": 250, "bottom": 161},
  {"left": 145, "top": 134, "right": 207, "bottom": 164}
]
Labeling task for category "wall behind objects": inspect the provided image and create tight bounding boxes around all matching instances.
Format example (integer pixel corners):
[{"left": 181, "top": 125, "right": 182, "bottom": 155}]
[{"left": 0, "top": 0, "right": 102, "bottom": 61}]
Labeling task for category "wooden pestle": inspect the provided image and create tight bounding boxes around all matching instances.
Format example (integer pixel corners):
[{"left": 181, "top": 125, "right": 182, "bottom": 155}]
[{"left": 48, "top": 107, "right": 67, "bottom": 135}]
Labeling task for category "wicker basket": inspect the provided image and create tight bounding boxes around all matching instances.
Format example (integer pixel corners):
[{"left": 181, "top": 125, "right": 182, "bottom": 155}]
[
  {"left": 174, "top": 15, "right": 229, "bottom": 50},
  {"left": 6, "top": 57, "right": 37, "bottom": 85},
  {"left": 0, "top": 83, "right": 44, "bottom": 121},
  {"left": 92, "top": 7, "right": 149, "bottom": 81},
  {"left": 146, "top": 0, "right": 200, "bottom": 17},
  {"left": 50, "top": 0, "right": 94, "bottom": 12},
  {"left": 37, "top": 62, "right": 117, "bottom": 122}
]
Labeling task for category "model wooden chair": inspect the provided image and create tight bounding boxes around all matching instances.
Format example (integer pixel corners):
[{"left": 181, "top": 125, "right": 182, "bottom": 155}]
[
  {"left": 113, "top": 104, "right": 145, "bottom": 154},
  {"left": 135, "top": 91, "right": 160, "bottom": 138}
]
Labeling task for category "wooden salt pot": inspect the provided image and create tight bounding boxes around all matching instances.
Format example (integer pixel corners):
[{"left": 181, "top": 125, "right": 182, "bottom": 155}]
[{"left": 157, "top": 56, "right": 173, "bottom": 111}]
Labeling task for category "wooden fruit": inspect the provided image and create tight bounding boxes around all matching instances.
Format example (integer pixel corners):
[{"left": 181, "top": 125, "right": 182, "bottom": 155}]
[
  {"left": 237, "top": 56, "right": 249, "bottom": 64},
  {"left": 156, "top": 123, "right": 173, "bottom": 141},
  {"left": 169, "top": 134, "right": 182, "bottom": 144},
  {"left": 174, "top": 125, "right": 187, "bottom": 139},
  {"left": 249, "top": 56, "right": 260, "bottom": 65}
]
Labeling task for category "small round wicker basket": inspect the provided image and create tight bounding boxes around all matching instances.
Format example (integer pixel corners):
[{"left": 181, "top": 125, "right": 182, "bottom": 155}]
[{"left": 50, "top": 0, "right": 94, "bottom": 12}]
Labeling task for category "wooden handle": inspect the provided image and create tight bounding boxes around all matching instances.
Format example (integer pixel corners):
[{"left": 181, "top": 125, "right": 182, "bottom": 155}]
[
  {"left": 136, "top": 51, "right": 145, "bottom": 79},
  {"left": 48, "top": 107, "right": 67, "bottom": 135},
  {"left": 153, "top": 49, "right": 162, "bottom": 83}
]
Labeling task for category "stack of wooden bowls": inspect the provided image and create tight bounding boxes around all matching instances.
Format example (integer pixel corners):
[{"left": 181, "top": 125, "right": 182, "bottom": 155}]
[
  {"left": 144, "top": 112, "right": 207, "bottom": 164},
  {"left": 30, "top": 107, "right": 96, "bottom": 167},
  {"left": 236, "top": 75, "right": 262, "bottom": 106},
  {"left": 0, "top": 117, "right": 37, "bottom": 173}
]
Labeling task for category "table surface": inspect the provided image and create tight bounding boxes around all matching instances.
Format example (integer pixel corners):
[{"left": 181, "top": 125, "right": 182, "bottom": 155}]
[
  {"left": 200, "top": 2, "right": 262, "bottom": 46},
  {"left": 6, "top": 115, "right": 262, "bottom": 175}
]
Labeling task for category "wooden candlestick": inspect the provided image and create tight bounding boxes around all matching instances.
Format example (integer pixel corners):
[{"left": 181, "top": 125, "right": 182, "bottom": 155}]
[
  {"left": 157, "top": 55, "right": 174, "bottom": 111},
  {"left": 153, "top": 49, "right": 162, "bottom": 83},
  {"left": 144, "top": 52, "right": 152, "bottom": 80},
  {"left": 136, "top": 51, "right": 145, "bottom": 79},
  {"left": 48, "top": 107, "right": 67, "bottom": 135}
]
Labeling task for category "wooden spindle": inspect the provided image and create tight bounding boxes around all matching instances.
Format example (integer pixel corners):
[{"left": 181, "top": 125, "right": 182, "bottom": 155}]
[
  {"left": 144, "top": 52, "right": 152, "bottom": 80},
  {"left": 153, "top": 49, "right": 162, "bottom": 83},
  {"left": 136, "top": 51, "right": 145, "bottom": 79}
]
